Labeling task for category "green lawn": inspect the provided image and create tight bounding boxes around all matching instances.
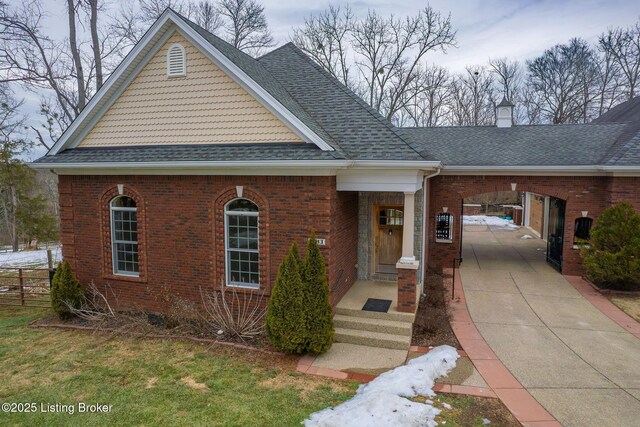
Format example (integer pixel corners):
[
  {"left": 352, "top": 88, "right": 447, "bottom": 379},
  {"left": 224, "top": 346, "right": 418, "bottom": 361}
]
[{"left": 0, "top": 308, "right": 357, "bottom": 426}]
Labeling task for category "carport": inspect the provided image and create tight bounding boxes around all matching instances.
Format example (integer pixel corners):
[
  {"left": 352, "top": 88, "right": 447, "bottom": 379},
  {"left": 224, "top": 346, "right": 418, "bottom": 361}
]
[{"left": 458, "top": 224, "right": 640, "bottom": 426}]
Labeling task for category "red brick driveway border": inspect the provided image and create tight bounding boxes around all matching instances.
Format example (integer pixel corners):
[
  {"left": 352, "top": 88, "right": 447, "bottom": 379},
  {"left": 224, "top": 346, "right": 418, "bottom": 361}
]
[
  {"left": 443, "top": 267, "right": 561, "bottom": 427},
  {"left": 564, "top": 275, "right": 640, "bottom": 339}
]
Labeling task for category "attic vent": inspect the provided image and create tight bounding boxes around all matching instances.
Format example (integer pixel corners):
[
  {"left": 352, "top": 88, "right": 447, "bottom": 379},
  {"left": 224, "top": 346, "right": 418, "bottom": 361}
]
[{"left": 167, "top": 44, "right": 186, "bottom": 77}]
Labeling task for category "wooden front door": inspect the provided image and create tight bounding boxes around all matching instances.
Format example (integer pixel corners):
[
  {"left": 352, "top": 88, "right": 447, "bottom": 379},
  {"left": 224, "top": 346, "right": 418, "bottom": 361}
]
[{"left": 374, "top": 206, "right": 404, "bottom": 274}]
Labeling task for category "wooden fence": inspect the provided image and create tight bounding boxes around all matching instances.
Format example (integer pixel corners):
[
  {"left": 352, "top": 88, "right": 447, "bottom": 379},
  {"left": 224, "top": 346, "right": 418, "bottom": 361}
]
[{"left": 0, "top": 267, "right": 53, "bottom": 308}]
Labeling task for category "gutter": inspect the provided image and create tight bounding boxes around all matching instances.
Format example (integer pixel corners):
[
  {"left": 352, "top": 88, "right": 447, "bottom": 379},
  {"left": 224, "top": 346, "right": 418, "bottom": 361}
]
[
  {"left": 440, "top": 164, "right": 640, "bottom": 176},
  {"left": 29, "top": 159, "right": 442, "bottom": 171}
]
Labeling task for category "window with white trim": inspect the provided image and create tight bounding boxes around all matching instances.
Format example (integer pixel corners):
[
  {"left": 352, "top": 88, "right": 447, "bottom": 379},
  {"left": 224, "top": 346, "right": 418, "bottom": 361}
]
[
  {"left": 110, "top": 196, "right": 139, "bottom": 276},
  {"left": 435, "top": 212, "right": 454, "bottom": 242},
  {"left": 167, "top": 43, "right": 186, "bottom": 77},
  {"left": 225, "top": 199, "right": 259, "bottom": 288}
]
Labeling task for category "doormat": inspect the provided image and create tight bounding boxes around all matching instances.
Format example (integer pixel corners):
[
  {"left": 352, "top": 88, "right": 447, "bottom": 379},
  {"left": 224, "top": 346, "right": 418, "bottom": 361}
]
[{"left": 362, "top": 298, "right": 392, "bottom": 313}]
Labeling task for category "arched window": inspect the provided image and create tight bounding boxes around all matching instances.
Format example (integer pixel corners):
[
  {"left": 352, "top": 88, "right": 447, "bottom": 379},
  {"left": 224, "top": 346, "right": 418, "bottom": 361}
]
[
  {"left": 225, "top": 199, "right": 259, "bottom": 288},
  {"left": 573, "top": 217, "right": 593, "bottom": 247},
  {"left": 110, "top": 196, "right": 138, "bottom": 276},
  {"left": 166, "top": 43, "right": 186, "bottom": 77},
  {"left": 436, "top": 212, "right": 454, "bottom": 243}
]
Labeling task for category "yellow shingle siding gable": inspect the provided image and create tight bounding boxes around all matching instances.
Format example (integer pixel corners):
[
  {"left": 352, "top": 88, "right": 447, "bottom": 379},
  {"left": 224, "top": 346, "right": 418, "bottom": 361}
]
[{"left": 78, "top": 32, "right": 304, "bottom": 147}]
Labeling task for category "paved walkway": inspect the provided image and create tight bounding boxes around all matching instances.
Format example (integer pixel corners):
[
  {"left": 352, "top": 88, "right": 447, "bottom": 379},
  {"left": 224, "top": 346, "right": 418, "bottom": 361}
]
[{"left": 460, "top": 225, "right": 640, "bottom": 427}]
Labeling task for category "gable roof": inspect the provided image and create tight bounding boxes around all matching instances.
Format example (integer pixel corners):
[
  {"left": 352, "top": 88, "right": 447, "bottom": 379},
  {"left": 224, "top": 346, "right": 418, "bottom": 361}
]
[
  {"left": 36, "top": 9, "right": 435, "bottom": 168},
  {"left": 45, "top": 8, "right": 337, "bottom": 157}
]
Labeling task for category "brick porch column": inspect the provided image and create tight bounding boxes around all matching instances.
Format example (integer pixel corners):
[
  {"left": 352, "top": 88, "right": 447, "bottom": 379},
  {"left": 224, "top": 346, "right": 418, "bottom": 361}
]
[{"left": 397, "top": 263, "right": 418, "bottom": 313}]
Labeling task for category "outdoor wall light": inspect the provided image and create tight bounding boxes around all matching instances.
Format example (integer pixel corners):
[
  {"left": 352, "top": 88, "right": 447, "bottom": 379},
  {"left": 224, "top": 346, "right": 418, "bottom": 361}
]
[{"left": 511, "top": 182, "right": 517, "bottom": 191}]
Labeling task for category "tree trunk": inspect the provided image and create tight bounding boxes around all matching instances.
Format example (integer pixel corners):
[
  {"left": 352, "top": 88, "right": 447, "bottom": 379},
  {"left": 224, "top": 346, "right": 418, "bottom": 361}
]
[
  {"left": 10, "top": 186, "right": 18, "bottom": 252},
  {"left": 67, "top": 0, "right": 86, "bottom": 110},
  {"left": 89, "top": 0, "right": 103, "bottom": 90}
]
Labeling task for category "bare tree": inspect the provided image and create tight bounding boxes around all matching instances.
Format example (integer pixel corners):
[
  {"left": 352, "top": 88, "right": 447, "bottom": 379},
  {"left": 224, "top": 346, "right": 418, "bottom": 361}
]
[
  {"left": 0, "top": 0, "right": 130, "bottom": 147},
  {"left": 398, "top": 64, "right": 451, "bottom": 127},
  {"left": 527, "top": 38, "right": 600, "bottom": 124},
  {"left": 191, "top": 1, "right": 223, "bottom": 33},
  {"left": 351, "top": 7, "right": 456, "bottom": 121},
  {"left": 291, "top": 4, "right": 353, "bottom": 88},
  {"left": 594, "top": 45, "right": 625, "bottom": 117},
  {"left": 449, "top": 66, "right": 495, "bottom": 126},
  {"left": 599, "top": 21, "right": 640, "bottom": 100},
  {"left": 489, "top": 58, "right": 524, "bottom": 124},
  {"left": 219, "top": 0, "right": 273, "bottom": 55}
]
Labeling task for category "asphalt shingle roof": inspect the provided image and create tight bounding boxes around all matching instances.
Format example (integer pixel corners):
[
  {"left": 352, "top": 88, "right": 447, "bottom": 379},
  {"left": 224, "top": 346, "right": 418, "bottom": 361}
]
[
  {"left": 258, "top": 43, "right": 429, "bottom": 161},
  {"left": 34, "top": 11, "right": 640, "bottom": 168},
  {"left": 31, "top": 143, "right": 338, "bottom": 164},
  {"left": 402, "top": 124, "right": 630, "bottom": 167}
]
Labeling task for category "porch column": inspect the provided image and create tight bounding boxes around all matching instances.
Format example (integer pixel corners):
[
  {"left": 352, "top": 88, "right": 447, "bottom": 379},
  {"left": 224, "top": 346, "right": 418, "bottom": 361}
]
[
  {"left": 397, "top": 191, "right": 419, "bottom": 313},
  {"left": 400, "top": 191, "right": 415, "bottom": 262}
]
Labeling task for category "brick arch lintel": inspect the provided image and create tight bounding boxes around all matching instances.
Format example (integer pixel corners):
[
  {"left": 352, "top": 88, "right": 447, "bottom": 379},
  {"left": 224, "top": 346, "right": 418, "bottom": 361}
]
[
  {"left": 213, "top": 186, "right": 271, "bottom": 293},
  {"left": 99, "top": 183, "right": 147, "bottom": 282}
]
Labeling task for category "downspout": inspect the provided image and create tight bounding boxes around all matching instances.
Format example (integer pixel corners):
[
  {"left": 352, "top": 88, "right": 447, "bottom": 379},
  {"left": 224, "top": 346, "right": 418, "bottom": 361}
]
[{"left": 421, "top": 168, "right": 441, "bottom": 296}]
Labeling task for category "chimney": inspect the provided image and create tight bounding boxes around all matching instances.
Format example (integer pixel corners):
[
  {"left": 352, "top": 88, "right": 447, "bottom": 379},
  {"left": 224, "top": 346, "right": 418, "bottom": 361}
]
[{"left": 496, "top": 97, "right": 514, "bottom": 128}]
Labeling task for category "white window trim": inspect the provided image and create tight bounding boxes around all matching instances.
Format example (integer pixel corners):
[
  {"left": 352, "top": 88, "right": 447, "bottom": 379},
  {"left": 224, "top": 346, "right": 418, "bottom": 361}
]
[
  {"left": 110, "top": 198, "right": 139, "bottom": 277},
  {"left": 166, "top": 43, "right": 186, "bottom": 77},
  {"left": 224, "top": 199, "right": 260, "bottom": 289},
  {"left": 435, "top": 212, "right": 454, "bottom": 243}
]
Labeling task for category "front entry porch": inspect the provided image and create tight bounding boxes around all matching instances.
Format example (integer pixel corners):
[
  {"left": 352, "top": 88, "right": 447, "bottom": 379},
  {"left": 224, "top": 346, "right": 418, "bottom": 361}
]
[
  {"left": 336, "top": 279, "right": 417, "bottom": 322},
  {"left": 333, "top": 280, "right": 417, "bottom": 350}
]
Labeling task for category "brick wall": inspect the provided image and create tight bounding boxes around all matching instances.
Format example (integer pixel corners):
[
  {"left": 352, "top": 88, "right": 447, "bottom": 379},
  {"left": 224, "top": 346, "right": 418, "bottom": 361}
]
[
  {"left": 607, "top": 177, "right": 640, "bottom": 210},
  {"left": 58, "top": 175, "right": 358, "bottom": 313},
  {"left": 328, "top": 191, "right": 359, "bottom": 306},
  {"left": 397, "top": 267, "right": 417, "bottom": 313},
  {"left": 426, "top": 175, "right": 612, "bottom": 276}
]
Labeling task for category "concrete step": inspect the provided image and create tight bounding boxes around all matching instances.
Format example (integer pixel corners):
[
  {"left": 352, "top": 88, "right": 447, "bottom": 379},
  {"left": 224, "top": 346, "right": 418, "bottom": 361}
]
[
  {"left": 335, "top": 306, "right": 416, "bottom": 323},
  {"left": 333, "top": 314, "right": 413, "bottom": 336},
  {"left": 334, "top": 327, "right": 411, "bottom": 350}
]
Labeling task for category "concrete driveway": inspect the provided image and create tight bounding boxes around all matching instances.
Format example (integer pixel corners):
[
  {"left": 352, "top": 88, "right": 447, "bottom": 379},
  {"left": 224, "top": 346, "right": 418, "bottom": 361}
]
[{"left": 460, "top": 224, "right": 640, "bottom": 427}]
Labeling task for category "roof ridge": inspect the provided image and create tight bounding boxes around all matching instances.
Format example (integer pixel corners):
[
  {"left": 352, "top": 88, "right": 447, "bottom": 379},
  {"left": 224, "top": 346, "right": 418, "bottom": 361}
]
[{"left": 273, "top": 43, "right": 432, "bottom": 161}]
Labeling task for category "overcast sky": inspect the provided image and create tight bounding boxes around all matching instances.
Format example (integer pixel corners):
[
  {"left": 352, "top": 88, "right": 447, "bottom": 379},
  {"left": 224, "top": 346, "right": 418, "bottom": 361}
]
[{"left": 17, "top": 0, "right": 640, "bottom": 159}]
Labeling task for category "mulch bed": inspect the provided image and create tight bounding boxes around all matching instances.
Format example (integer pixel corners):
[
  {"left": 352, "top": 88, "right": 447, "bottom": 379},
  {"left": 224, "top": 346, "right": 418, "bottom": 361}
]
[
  {"left": 412, "top": 270, "right": 460, "bottom": 349},
  {"left": 30, "top": 311, "right": 275, "bottom": 353}
]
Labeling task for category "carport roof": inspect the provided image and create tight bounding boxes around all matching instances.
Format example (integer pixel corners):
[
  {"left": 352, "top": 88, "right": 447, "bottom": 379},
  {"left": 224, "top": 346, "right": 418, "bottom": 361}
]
[{"left": 402, "top": 123, "right": 637, "bottom": 167}]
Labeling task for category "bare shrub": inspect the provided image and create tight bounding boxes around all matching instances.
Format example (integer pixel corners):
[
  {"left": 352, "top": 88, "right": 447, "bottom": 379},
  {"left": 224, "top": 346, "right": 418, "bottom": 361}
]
[
  {"left": 148, "top": 284, "right": 201, "bottom": 330},
  {"left": 199, "top": 280, "right": 266, "bottom": 342},
  {"left": 65, "top": 281, "right": 117, "bottom": 323}
]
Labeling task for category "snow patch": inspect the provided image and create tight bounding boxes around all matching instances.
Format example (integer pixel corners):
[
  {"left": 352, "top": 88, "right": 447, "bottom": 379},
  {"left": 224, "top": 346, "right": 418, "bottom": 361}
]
[
  {"left": 0, "top": 246, "right": 62, "bottom": 267},
  {"left": 303, "top": 346, "right": 459, "bottom": 427},
  {"left": 463, "top": 215, "right": 520, "bottom": 229},
  {"left": 442, "top": 402, "right": 452, "bottom": 409},
  {"left": 483, "top": 418, "right": 491, "bottom": 425},
  {"left": 521, "top": 234, "right": 533, "bottom": 239}
]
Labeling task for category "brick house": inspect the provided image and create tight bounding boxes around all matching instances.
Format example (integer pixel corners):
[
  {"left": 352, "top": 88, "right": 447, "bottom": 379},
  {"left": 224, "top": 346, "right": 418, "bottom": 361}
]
[{"left": 32, "top": 10, "right": 640, "bottom": 322}]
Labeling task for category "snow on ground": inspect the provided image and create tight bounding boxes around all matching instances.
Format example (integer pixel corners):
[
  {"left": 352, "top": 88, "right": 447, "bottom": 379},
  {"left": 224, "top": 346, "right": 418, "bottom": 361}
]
[
  {"left": 304, "top": 346, "right": 459, "bottom": 427},
  {"left": 463, "top": 215, "right": 520, "bottom": 229},
  {"left": 521, "top": 234, "right": 533, "bottom": 239},
  {"left": 0, "top": 246, "right": 62, "bottom": 267}
]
